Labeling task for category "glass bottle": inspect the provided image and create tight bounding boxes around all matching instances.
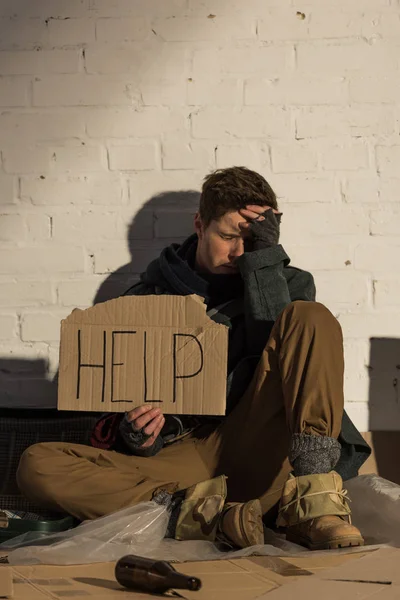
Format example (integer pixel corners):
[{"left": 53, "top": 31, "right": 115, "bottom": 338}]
[{"left": 115, "top": 554, "right": 202, "bottom": 594}]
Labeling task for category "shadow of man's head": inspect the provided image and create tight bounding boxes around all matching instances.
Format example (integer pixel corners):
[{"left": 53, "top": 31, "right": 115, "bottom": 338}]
[{"left": 93, "top": 190, "right": 200, "bottom": 305}]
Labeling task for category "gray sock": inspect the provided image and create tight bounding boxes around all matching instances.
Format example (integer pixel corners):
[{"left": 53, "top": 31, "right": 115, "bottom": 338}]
[{"left": 289, "top": 433, "right": 341, "bottom": 477}]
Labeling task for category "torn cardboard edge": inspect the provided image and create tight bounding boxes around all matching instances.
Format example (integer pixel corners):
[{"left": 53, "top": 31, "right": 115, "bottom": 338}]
[{"left": 58, "top": 295, "right": 229, "bottom": 415}]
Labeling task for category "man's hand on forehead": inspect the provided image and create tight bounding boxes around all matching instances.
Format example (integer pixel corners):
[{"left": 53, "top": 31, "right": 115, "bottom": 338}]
[
  {"left": 238, "top": 205, "right": 282, "bottom": 250},
  {"left": 238, "top": 205, "right": 280, "bottom": 233}
]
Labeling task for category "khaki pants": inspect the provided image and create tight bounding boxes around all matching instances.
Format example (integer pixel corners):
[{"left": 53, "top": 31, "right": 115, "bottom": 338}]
[{"left": 17, "top": 301, "right": 344, "bottom": 523}]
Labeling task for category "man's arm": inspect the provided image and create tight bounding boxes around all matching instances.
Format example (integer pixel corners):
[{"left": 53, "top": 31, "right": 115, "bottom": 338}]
[{"left": 236, "top": 206, "right": 315, "bottom": 355}]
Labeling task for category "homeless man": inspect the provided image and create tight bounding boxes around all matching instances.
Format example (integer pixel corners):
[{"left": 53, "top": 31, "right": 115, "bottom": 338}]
[{"left": 17, "top": 166, "right": 370, "bottom": 551}]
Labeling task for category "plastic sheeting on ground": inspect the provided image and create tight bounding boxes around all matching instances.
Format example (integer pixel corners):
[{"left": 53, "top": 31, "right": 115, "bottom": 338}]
[{"left": 2, "top": 474, "right": 399, "bottom": 565}]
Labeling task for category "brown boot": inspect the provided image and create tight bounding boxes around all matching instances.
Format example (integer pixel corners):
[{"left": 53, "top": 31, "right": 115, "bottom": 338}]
[
  {"left": 218, "top": 499, "right": 264, "bottom": 548},
  {"left": 277, "top": 471, "right": 364, "bottom": 551},
  {"left": 173, "top": 475, "right": 264, "bottom": 548},
  {"left": 286, "top": 515, "right": 364, "bottom": 550}
]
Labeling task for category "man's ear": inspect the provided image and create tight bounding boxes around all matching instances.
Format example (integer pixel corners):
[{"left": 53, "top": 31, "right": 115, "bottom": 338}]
[{"left": 194, "top": 212, "right": 204, "bottom": 239}]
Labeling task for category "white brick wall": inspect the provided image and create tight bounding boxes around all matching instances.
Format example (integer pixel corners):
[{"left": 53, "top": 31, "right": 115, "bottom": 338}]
[{"left": 0, "top": 1, "right": 399, "bottom": 432}]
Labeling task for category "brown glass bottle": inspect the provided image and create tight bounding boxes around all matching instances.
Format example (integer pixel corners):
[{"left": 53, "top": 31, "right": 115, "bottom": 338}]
[{"left": 115, "top": 555, "right": 202, "bottom": 594}]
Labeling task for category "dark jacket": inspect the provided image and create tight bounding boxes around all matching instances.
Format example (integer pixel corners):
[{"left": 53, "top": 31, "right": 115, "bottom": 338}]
[{"left": 91, "top": 234, "right": 370, "bottom": 480}]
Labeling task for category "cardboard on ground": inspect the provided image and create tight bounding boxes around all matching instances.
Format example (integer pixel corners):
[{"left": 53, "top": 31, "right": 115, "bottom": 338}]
[
  {"left": 1, "top": 548, "right": 397, "bottom": 600},
  {"left": 58, "top": 295, "right": 228, "bottom": 415}
]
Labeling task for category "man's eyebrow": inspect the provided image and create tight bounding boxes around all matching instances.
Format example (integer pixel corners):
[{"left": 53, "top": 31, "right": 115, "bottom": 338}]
[{"left": 219, "top": 230, "right": 242, "bottom": 237}]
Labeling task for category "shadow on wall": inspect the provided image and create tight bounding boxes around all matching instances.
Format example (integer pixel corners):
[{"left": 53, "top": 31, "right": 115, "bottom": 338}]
[
  {"left": 93, "top": 190, "right": 200, "bottom": 304},
  {"left": 0, "top": 191, "right": 199, "bottom": 408},
  {"left": 367, "top": 338, "right": 400, "bottom": 484}
]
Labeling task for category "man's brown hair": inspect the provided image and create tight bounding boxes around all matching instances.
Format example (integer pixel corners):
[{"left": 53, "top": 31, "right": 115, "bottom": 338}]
[{"left": 199, "top": 166, "right": 278, "bottom": 227}]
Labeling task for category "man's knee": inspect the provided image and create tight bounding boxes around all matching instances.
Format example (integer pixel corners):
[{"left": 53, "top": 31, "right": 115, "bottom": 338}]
[
  {"left": 17, "top": 442, "right": 59, "bottom": 501},
  {"left": 283, "top": 301, "right": 340, "bottom": 330}
]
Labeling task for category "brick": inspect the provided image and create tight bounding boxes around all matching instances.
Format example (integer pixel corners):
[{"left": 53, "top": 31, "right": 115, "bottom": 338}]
[
  {"left": 90, "top": 0, "right": 187, "bottom": 16},
  {"left": 0, "top": 76, "right": 30, "bottom": 106},
  {"left": 374, "top": 278, "right": 400, "bottom": 309},
  {"left": 193, "top": 46, "right": 291, "bottom": 78},
  {"left": 52, "top": 211, "right": 119, "bottom": 241},
  {"left": 154, "top": 211, "right": 195, "bottom": 239},
  {"left": 109, "top": 142, "right": 159, "bottom": 171},
  {"left": 288, "top": 244, "right": 353, "bottom": 270},
  {"left": 245, "top": 76, "right": 348, "bottom": 105},
  {"left": 296, "top": 0, "right": 389, "bottom": 6},
  {"left": 90, "top": 242, "right": 135, "bottom": 274},
  {"left": 344, "top": 402, "right": 369, "bottom": 431},
  {"left": 33, "top": 75, "right": 140, "bottom": 107},
  {"left": 297, "top": 42, "right": 398, "bottom": 74},
  {"left": 0, "top": 0, "right": 90, "bottom": 18},
  {"left": 85, "top": 42, "right": 186, "bottom": 77},
  {"left": 354, "top": 241, "right": 400, "bottom": 272},
  {"left": 2, "top": 146, "right": 52, "bottom": 174},
  {"left": 21, "top": 174, "right": 127, "bottom": 206},
  {"left": 192, "top": 107, "right": 291, "bottom": 140},
  {"left": 0, "top": 18, "right": 48, "bottom": 49},
  {"left": 119, "top": 209, "right": 154, "bottom": 241},
  {"left": 96, "top": 17, "right": 148, "bottom": 42},
  {"left": 376, "top": 146, "right": 400, "bottom": 175},
  {"left": 307, "top": 11, "right": 364, "bottom": 39},
  {"left": 27, "top": 214, "right": 51, "bottom": 241},
  {"left": 0, "top": 343, "right": 50, "bottom": 372},
  {"left": 215, "top": 143, "right": 266, "bottom": 171},
  {"left": 379, "top": 178, "right": 400, "bottom": 203},
  {"left": 0, "top": 247, "right": 86, "bottom": 274},
  {"left": 87, "top": 107, "right": 186, "bottom": 138},
  {"left": 188, "top": 0, "right": 291, "bottom": 13},
  {"left": 140, "top": 81, "right": 187, "bottom": 106},
  {"left": 128, "top": 171, "right": 201, "bottom": 206},
  {"left": 51, "top": 145, "right": 108, "bottom": 172},
  {"left": 258, "top": 10, "right": 310, "bottom": 41},
  {"left": 0, "top": 50, "right": 80, "bottom": 75},
  {"left": 0, "top": 175, "right": 17, "bottom": 205},
  {"left": 313, "top": 271, "right": 370, "bottom": 308},
  {"left": 0, "top": 215, "right": 26, "bottom": 241},
  {"left": 162, "top": 141, "right": 214, "bottom": 170},
  {"left": 339, "top": 312, "right": 400, "bottom": 339},
  {"left": 320, "top": 142, "right": 370, "bottom": 171},
  {"left": 21, "top": 310, "right": 70, "bottom": 342},
  {"left": 153, "top": 16, "right": 255, "bottom": 41},
  {"left": 342, "top": 174, "right": 379, "bottom": 203},
  {"left": 344, "top": 370, "right": 370, "bottom": 406},
  {"left": 57, "top": 278, "right": 103, "bottom": 307},
  {"left": 0, "top": 213, "right": 50, "bottom": 245},
  {"left": 350, "top": 73, "right": 400, "bottom": 103},
  {"left": 47, "top": 18, "right": 96, "bottom": 46},
  {"left": 0, "top": 282, "right": 53, "bottom": 307},
  {"left": 271, "top": 174, "right": 338, "bottom": 203},
  {"left": 295, "top": 106, "right": 395, "bottom": 138},
  {"left": 0, "top": 313, "right": 18, "bottom": 339},
  {"left": 271, "top": 143, "right": 317, "bottom": 173},
  {"left": 0, "top": 113, "right": 85, "bottom": 143},
  {"left": 281, "top": 205, "right": 369, "bottom": 241},
  {"left": 188, "top": 79, "right": 243, "bottom": 106},
  {"left": 370, "top": 208, "right": 400, "bottom": 236}
]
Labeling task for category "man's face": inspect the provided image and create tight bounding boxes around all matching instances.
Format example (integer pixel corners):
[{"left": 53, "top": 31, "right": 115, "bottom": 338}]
[{"left": 194, "top": 211, "right": 245, "bottom": 275}]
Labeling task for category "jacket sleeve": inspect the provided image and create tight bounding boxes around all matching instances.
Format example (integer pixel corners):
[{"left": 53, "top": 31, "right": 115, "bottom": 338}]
[{"left": 236, "top": 244, "right": 316, "bottom": 355}]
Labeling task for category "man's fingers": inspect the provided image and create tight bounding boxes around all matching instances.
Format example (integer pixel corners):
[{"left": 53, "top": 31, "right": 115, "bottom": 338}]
[
  {"left": 126, "top": 404, "right": 154, "bottom": 423},
  {"left": 141, "top": 416, "right": 165, "bottom": 448},
  {"left": 143, "top": 414, "right": 164, "bottom": 436},
  {"left": 132, "top": 408, "right": 162, "bottom": 430}
]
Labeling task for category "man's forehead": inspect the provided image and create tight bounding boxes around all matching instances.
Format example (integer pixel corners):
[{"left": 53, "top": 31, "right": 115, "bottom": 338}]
[{"left": 218, "top": 211, "right": 244, "bottom": 231}]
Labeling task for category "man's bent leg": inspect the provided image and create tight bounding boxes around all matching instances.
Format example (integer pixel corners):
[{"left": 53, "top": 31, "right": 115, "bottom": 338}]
[
  {"left": 199, "top": 302, "right": 354, "bottom": 525},
  {"left": 17, "top": 439, "right": 212, "bottom": 521}
]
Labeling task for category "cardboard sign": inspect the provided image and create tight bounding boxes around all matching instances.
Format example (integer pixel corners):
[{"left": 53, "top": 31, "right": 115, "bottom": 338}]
[{"left": 58, "top": 294, "right": 228, "bottom": 415}]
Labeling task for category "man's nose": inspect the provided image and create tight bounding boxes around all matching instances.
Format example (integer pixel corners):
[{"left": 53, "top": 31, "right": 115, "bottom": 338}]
[{"left": 229, "top": 239, "right": 244, "bottom": 259}]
